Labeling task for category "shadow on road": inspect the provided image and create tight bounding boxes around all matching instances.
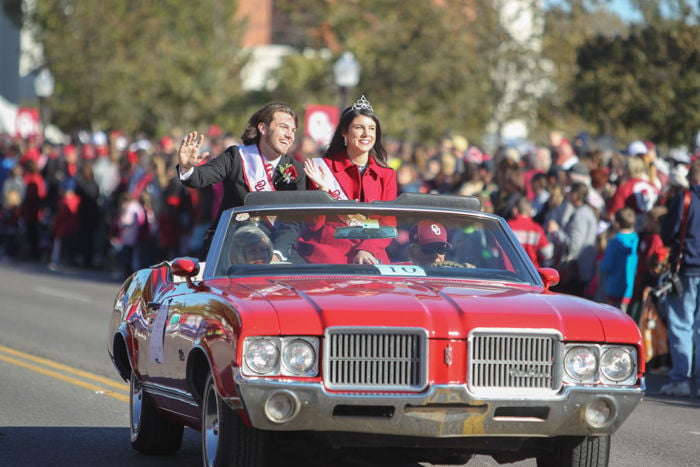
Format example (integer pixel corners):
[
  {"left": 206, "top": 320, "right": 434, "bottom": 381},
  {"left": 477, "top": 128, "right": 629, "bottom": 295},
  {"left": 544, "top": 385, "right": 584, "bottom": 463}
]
[
  {"left": 0, "top": 426, "right": 201, "bottom": 466},
  {"left": 0, "top": 426, "right": 431, "bottom": 466},
  {"left": 642, "top": 372, "right": 700, "bottom": 408}
]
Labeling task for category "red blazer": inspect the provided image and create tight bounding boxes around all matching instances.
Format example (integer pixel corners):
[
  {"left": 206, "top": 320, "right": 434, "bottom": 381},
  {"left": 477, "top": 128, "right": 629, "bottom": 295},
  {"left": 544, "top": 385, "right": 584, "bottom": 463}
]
[
  {"left": 300, "top": 152, "right": 397, "bottom": 264},
  {"left": 312, "top": 151, "right": 397, "bottom": 202}
]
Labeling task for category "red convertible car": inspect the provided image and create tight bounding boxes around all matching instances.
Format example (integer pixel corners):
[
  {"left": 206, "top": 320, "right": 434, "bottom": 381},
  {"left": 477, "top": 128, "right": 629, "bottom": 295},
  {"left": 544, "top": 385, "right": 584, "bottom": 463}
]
[{"left": 107, "top": 191, "right": 645, "bottom": 466}]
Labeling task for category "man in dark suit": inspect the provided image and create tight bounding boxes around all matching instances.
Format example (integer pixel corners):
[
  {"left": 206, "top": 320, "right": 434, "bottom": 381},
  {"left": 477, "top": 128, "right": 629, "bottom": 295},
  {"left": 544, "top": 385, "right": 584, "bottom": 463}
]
[{"left": 178, "top": 102, "right": 307, "bottom": 260}]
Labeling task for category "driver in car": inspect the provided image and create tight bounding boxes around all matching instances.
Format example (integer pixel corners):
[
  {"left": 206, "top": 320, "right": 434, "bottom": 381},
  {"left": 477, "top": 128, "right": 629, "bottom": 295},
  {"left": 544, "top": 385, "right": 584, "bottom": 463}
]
[
  {"left": 407, "top": 221, "right": 452, "bottom": 267},
  {"left": 229, "top": 224, "right": 274, "bottom": 265}
]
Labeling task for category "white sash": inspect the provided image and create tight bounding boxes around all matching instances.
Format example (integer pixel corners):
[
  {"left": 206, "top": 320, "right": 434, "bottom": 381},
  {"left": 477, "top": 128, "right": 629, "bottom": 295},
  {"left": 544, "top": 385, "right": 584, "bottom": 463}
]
[
  {"left": 309, "top": 158, "right": 370, "bottom": 227},
  {"left": 239, "top": 145, "right": 274, "bottom": 192},
  {"left": 309, "top": 157, "right": 348, "bottom": 200}
]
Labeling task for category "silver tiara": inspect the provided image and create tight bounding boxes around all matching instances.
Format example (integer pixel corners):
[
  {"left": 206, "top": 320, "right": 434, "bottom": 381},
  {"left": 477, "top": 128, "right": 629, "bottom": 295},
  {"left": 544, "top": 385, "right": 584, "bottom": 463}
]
[{"left": 350, "top": 95, "right": 373, "bottom": 113}]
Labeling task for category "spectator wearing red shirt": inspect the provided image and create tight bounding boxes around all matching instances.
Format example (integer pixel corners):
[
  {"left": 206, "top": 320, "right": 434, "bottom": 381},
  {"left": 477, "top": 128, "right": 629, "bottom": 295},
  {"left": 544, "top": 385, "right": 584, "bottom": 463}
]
[
  {"left": 507, "top": 195, "right": 553, "bottom": 268},
  {"left": 49, "top": 179, "right": 81, "bottom": 269},
  {"left": 19, "top": 137, "right": 41, "bottom": 167},
  {"left": 606, "top": 156, "right": 659, "bottom": 229}
]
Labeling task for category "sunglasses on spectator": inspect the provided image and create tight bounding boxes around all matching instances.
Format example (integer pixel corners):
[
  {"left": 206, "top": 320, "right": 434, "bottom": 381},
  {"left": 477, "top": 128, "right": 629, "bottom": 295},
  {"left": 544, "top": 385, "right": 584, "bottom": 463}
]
[{"left": 421, "top": 244, "right": 449, "bottom": 256}]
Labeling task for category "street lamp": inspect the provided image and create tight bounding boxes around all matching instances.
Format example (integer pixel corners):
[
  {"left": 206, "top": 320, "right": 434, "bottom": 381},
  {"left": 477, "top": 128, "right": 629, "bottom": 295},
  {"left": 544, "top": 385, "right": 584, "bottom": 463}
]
[
  {"left": 34, "top": 68, "right": 55, "bottom": 142},
  {"left": 333, "top": 51, "right": 360, "bottom": 112}
]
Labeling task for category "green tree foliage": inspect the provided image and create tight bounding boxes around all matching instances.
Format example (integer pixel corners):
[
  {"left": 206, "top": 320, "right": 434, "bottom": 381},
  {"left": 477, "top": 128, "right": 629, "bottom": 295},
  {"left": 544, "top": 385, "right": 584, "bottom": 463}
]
[
  {"left": 8, "top": 0, "right": 698, "bottom": 147},
  {"left": 274, "top": 0, "right": 497, "bottom": 143},
  {"left": 27, "top": 0, "right": 248, "bottom": 135},
  {"left": 537, "top": 1, "right": 626, "bottom": 140},
  {"left": 541, "top": 0, "right": 700, "bottom": 146},
  {"left": 631, "top": 0, "right": 699, "bottom": 24},
  {"left": 572, "top": 24, "right": 700, "bottom": 145}
]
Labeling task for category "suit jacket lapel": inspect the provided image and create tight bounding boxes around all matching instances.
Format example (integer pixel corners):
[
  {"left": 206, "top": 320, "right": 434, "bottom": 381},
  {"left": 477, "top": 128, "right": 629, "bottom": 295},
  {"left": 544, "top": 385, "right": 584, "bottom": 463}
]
[
  {"left": 271, "top": 155, "right": 284, "bottom": 185},
  {"left": 272, "top": 154, "right": 294, "bottom": 185}
]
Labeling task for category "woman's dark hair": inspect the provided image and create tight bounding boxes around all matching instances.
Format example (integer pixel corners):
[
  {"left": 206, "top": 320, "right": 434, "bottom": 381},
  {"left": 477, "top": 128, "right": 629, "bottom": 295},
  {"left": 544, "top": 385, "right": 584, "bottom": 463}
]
[
  {"left": 322, "top": 106, "right": 388, "bottom": 167},
  {"left": 241, "top": 102, "right": 298, "bottom": 145}
]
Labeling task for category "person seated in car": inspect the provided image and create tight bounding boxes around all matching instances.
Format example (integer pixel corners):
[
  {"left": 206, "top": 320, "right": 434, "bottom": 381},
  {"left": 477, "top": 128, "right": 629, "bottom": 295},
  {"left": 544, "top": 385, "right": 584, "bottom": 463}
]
[
  {"left": 407, "top": 221, "right": 452, "bottom": 267},
  {"left": 229, "top": 224, "right": 274, "bottom": 265}
]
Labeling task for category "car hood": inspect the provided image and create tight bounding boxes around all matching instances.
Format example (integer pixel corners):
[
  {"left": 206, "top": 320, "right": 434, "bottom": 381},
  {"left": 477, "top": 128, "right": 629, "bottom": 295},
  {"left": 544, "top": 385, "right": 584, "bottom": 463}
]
[{"left": 213, "top": 277, "right": 639, "bottom": 343}]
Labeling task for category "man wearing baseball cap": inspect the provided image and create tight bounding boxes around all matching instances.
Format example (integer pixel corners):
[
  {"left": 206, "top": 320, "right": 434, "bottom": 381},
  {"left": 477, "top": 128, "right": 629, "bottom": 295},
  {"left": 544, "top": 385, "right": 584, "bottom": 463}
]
[{"left": 408, "top": 220, "right": 452, "bottom": 266}]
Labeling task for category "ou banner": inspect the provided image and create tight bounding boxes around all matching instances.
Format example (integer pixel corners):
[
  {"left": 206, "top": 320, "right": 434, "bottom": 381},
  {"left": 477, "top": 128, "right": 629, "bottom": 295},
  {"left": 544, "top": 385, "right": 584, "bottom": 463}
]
[
  {"left": 304, "top": 105, "right": 339, "bottom": 147},
  {"left": 16, "top": 107, "right": 40, "bottom": 139}
]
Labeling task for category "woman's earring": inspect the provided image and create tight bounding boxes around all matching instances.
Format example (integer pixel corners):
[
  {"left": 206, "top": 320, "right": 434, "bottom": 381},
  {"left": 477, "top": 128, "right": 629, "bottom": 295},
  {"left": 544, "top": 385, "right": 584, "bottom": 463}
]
[{"left": 343, "top": 137, "right": 347, "bottom": 147}]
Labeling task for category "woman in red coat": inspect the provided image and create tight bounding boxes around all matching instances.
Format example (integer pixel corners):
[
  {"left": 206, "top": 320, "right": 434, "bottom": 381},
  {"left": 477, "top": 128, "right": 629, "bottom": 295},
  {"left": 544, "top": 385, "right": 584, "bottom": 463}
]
[{"left": 300, "top": 95, "right": 397, "bottom": 264}]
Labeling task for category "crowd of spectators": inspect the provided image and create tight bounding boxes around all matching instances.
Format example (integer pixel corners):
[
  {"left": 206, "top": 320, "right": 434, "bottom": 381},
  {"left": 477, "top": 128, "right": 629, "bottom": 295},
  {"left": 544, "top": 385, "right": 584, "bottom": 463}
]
[{"left": 0, "top": 126, "right": 697, "bottom": 311}]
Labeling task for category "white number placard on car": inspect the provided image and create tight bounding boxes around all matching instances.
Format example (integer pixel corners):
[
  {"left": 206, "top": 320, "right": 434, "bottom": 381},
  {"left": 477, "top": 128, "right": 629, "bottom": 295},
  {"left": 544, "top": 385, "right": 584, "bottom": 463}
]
[{"left": 376, "top": 265, "right": 426, "bottom": 276}]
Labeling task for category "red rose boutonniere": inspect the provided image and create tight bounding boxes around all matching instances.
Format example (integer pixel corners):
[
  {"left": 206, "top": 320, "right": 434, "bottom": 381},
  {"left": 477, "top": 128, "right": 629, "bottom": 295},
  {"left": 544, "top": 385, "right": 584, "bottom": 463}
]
[{"left": 279, "top": 163, "right": 297, "bottom": 183}]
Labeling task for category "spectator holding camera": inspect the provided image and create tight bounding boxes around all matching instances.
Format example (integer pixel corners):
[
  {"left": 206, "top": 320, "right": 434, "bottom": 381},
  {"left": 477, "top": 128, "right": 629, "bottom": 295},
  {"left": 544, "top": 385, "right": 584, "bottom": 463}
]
[
  {"left": 659, "top": 160, "right": 700, "bottom": 397},
  {"left": 631, "top": 206, "right": 668, "bottom": 308}
]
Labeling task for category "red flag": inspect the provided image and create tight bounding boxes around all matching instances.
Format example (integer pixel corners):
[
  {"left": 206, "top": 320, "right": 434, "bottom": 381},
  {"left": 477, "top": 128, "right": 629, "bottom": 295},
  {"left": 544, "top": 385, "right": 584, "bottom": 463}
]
[
  {"left": 16, "top": 108, "right": 40, "bottom": 139},
  {"left": 304, "top": 105, "right": 339, "bottom": 147}
]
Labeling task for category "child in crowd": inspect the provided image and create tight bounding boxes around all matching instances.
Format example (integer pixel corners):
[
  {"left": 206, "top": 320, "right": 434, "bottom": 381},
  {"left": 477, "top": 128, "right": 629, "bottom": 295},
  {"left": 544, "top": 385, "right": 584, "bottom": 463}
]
[
  {"left": 638, "top": 247, "right": 671, "bottom": 371},
  {"left": 631, "top": 206, "right": 668, "bottom": 309},
  {"left": 599, "top": 207, "right": 639, "bottom": 312}
]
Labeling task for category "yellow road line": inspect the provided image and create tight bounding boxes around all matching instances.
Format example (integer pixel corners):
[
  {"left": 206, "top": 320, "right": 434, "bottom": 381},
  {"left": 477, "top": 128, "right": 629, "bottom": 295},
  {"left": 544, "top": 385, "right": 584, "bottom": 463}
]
[
  {"left": 0, "top": 344, "right": 128, "bottom": 390},
  {"left": 0, "top": 344, "right": 129, "bottom": 402}
]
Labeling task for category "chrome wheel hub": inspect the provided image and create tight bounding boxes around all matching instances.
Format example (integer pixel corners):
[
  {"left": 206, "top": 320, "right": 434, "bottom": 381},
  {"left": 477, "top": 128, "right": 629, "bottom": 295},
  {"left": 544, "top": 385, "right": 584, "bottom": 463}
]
[
  {"left": 130, "top": 377, "right": 142, "bottom": 440},
  {"left": 203, "top": 386, "right": 219, "bottom": 466}
]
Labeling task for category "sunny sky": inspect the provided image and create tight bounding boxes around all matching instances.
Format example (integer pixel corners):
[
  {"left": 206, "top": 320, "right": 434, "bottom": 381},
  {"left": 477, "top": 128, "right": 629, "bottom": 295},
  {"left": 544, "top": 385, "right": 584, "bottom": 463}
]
[
  {"left": 608, "top": 0, "right": 644, "bottom": 22},
  {"left": 544, "top": 0, "right": 644, "bottom": 23}
]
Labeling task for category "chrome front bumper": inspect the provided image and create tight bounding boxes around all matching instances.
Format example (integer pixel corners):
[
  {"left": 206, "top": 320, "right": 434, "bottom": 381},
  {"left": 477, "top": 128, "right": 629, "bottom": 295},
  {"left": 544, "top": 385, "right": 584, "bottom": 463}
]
[{"left": 232, "top": 376, "right": 645, "bottom": 438}]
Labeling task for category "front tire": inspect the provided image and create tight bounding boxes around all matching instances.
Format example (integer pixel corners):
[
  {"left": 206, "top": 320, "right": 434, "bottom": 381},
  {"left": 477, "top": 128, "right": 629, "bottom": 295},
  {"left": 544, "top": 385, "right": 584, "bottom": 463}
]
[
  {"left": 537, "top": 435, "right": 610, "bottom": 467},
  {"left": 130, "top": 371, "right": 184, "bottom": 454},
  {"left": 201, "top": 372, "right": 268, "bottom": 467}
]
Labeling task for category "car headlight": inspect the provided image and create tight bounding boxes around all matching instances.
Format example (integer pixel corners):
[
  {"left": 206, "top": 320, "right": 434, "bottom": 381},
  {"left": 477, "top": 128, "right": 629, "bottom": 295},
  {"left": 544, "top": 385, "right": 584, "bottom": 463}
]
[
  {"left": 243, "top": 337, "right": 319, "bottom": 377},
  {"left": 600, "top": 347, "right": 634, "bottom": 382},
  {"left": 244, "top": 338, "right": 280, "bottom": 375},
  {"left": 564, "top": 346, "right": 598, "bottom": 382},
  {"left": 282, "top": 338, "right": 317, "bottom": 376}
]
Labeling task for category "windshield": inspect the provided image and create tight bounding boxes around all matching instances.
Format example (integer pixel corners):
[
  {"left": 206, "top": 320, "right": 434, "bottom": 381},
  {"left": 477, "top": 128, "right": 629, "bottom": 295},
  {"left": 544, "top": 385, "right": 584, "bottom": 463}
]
[{"left": 211, "top": 207, "right": 539, "bottom": 285}]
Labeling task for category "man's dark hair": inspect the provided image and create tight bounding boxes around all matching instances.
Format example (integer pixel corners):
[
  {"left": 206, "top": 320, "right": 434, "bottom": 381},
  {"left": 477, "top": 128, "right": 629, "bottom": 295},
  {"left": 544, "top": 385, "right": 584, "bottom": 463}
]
[
  {"left": 241, "top": 102, "right": 297, "bottom": 145},
  {"left": 570, "top": 182, "right": 589, "bottom": 202},
  {"left": 531, "top": 171, "right": 547, "bottom": 186}
]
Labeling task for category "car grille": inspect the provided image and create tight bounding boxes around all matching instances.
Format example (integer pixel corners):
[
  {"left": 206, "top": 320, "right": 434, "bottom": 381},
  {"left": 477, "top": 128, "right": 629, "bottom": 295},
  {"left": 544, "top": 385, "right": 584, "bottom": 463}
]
[
  {"left": 324, "top": 328, "right": 427, "bottom": 391},
  {"left": 469, "top": 330, "right": 561, "bottom": 394}
]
